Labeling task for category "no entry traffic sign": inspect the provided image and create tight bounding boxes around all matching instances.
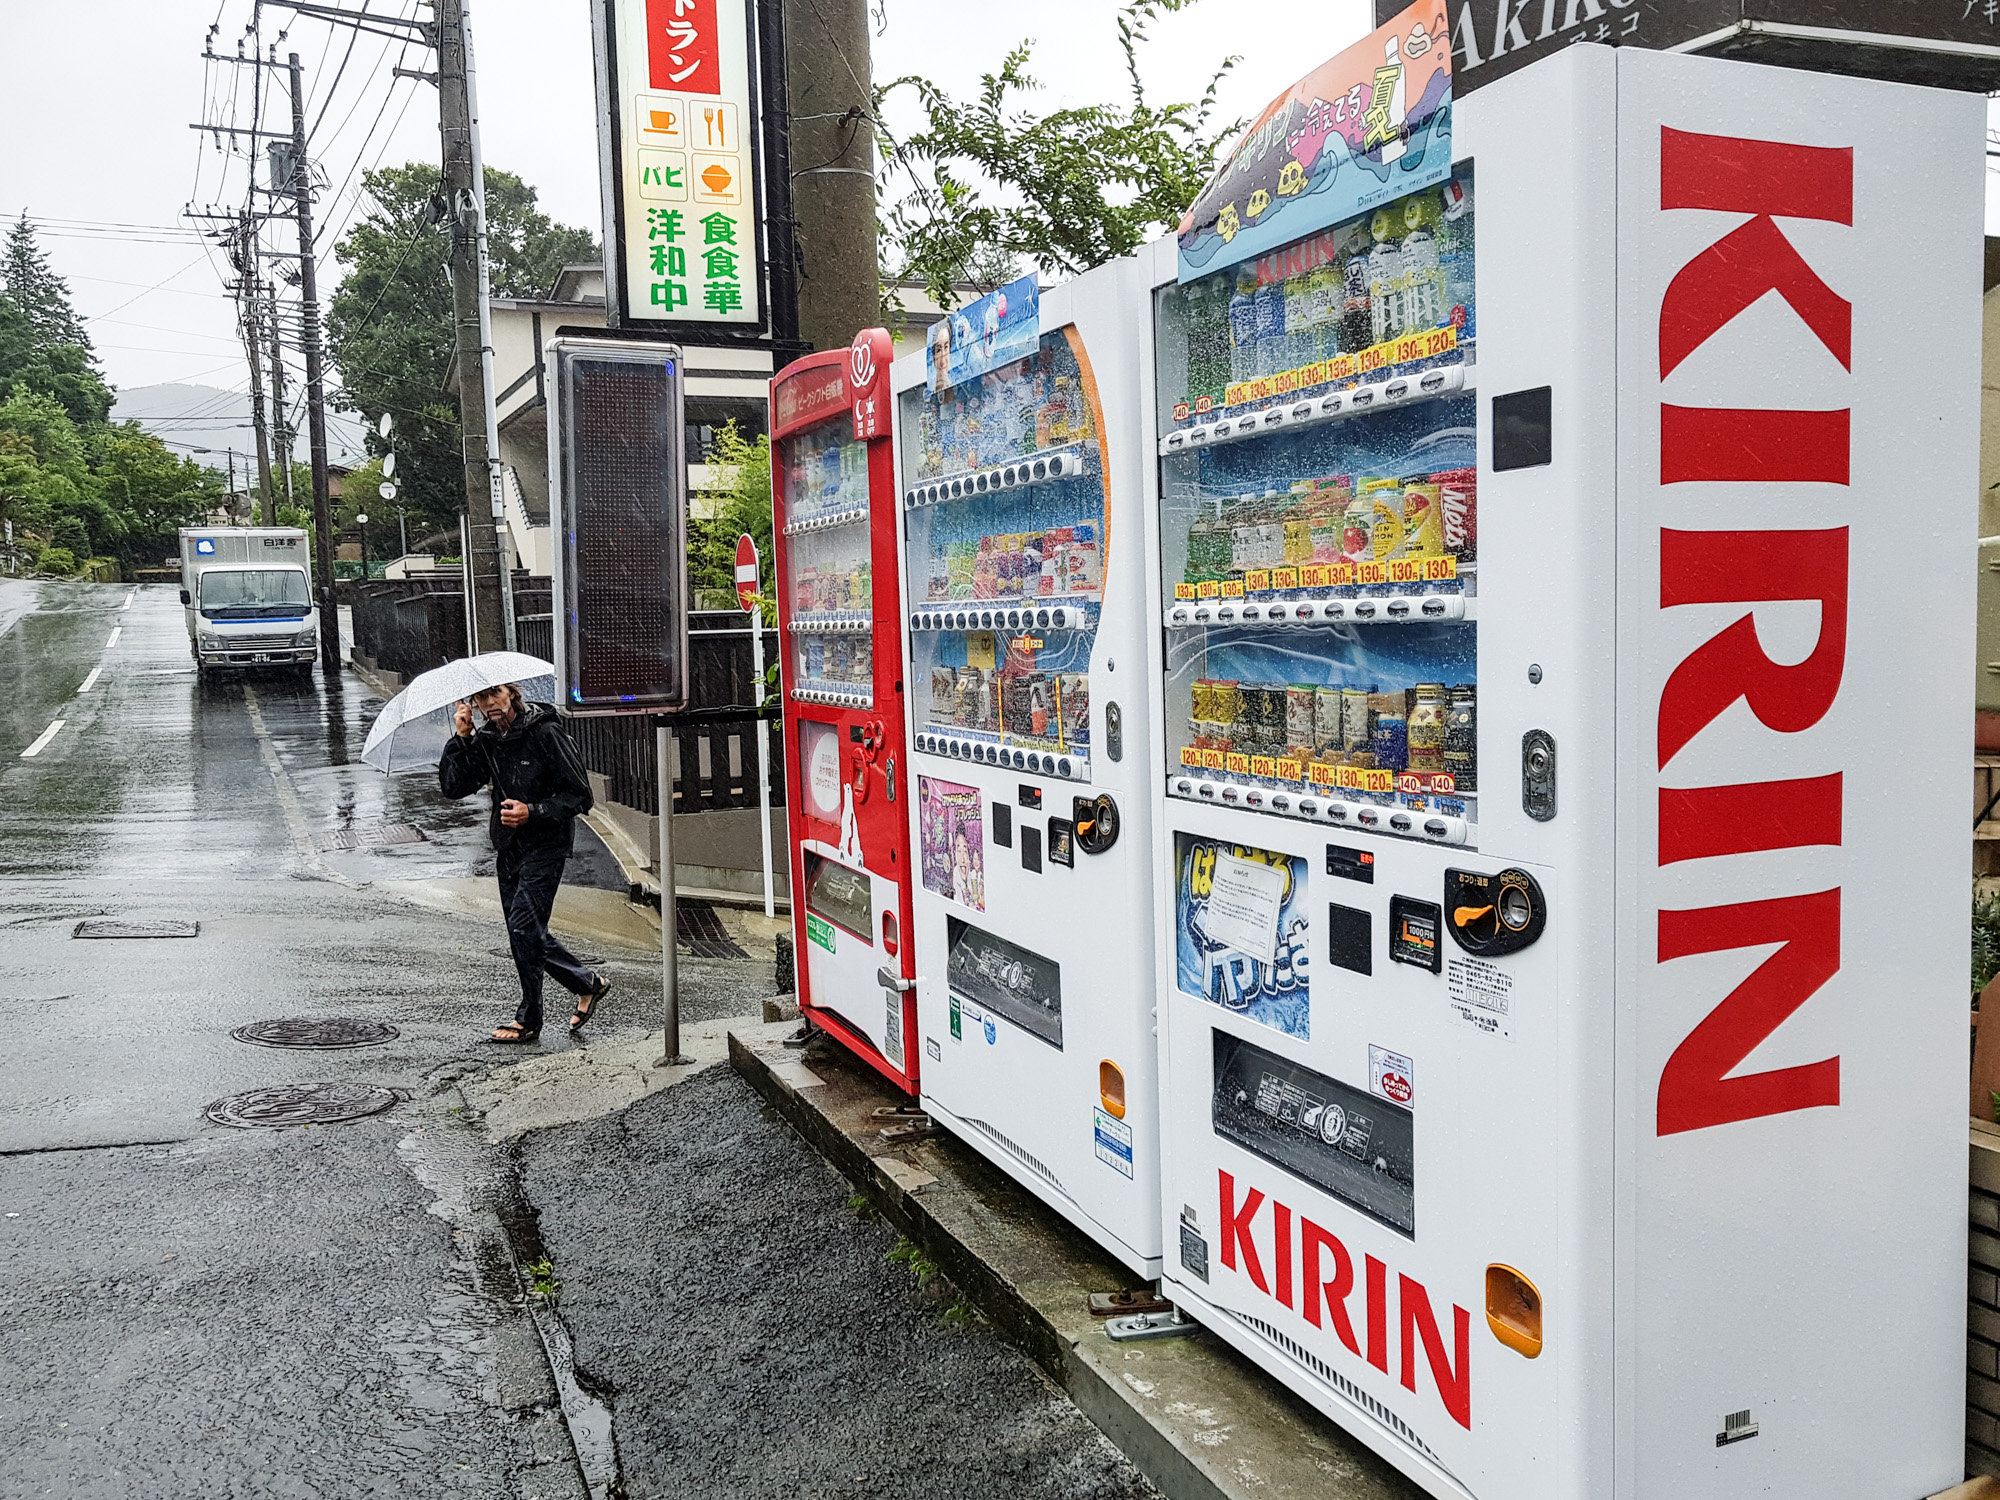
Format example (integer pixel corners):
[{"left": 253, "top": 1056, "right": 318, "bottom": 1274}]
[{"left": 735, "top": 533, "right": 759, "bottom": 612}]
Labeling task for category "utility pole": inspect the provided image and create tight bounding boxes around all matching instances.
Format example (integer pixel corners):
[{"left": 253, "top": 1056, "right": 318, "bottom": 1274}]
[
  {"left": 286, "top": 50, "right": 342, "bottom": 678},
  {"left": 782, "top": 0, "right": 876, "bottom": 352},
  {"left": 437, "top": 0, "right": 508, "bottom": 655},
  {"left": 237, "top": 219, "right": 276, "bottom": 526},
  {"left": 267, "top": 277, "right": 293, "bottom": 514}
]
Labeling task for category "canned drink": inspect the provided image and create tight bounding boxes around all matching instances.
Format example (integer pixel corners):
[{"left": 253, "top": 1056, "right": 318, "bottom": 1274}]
[
  {"left": 1314, "top": 686, "right": 1345, "bottom": 755},
  {"left": 1435, "top": 466, "right": 1477, "bottom": 558},
  {"left": 1191, "top": 678, "right": 1216, "bottom": 723},
  {"left": 1341, "top": 686, "right": 1370, "bottom": 759},
  {"left": 1370, "top": 692, "right": 1407, "bottom": 772},
  {"left": 1444, "top": 683, "right": 1477, "bottom": 789},
  {"left": 1402, "top": 483, "right": 1443, "bottom": 557},
  {"left": 1212, "top": 678, "right": 1243, "bottom": 731},
  {"left": 1286, "top": 685, "right": 1317, "bottom": 753},
  {"left": 1407, "top": 682, "right": 1447, "bottom": 773}
]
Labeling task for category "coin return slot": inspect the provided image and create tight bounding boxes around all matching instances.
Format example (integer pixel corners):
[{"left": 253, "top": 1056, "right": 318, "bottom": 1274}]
[{"left": 1485, "top": 1264, "right": 1543, "bottom": 1358}]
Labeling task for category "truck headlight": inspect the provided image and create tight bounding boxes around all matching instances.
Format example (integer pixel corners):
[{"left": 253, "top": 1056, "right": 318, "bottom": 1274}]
[{"left": 296, "top": 629, "right": 317, "bottom": 647}]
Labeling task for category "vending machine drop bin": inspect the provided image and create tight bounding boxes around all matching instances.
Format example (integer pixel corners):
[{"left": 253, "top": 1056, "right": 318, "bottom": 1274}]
[
  {"left": 772, "top": 330, "right": 920, "bottom": 1093},
  {"left": 893, "top": 265, "right": 1164, "bottom": 1276},
  {"left": 1143, "top": 35, "right": 1979, "bottom": 1500}
]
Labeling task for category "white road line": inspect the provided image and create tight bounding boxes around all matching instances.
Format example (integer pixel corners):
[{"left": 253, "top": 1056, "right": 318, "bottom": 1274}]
[
  {"left": 120, "top": 590, "right": 136, "bottom": 610},
  {"left": 105, "top": 628, "right": 122, "bottom": 648},
  {"left": 77, "top": 667, "right": 103, "bottom": 694},
  {"left": 20, "top": 720, "right": 64, "bottom": 758}
]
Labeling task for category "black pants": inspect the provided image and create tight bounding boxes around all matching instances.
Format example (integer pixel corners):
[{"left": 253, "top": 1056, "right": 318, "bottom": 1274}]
[{"left": 498, "top": 842, "right": 597, "bottom": 1033}]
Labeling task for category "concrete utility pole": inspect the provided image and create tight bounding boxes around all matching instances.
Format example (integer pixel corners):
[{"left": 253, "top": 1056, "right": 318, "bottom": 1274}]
[
  {"left": 286, "top": 51, "right": 342, "bottom": 677},
  {"left": 782, "top": 0, "right": 877, "bottom": 352},
  {"left": 437, "top": 0, "right": 508, "bottom": 655},
  {"left": 236, "top": 219, "right": 276, "bottom": 526},
  {"left": 267, "top": 285, "right": 293, "bottom": 515}
]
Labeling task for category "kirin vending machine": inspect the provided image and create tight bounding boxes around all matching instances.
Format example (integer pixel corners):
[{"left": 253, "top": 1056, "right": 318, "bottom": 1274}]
[
  {"left": 892, "top": 266, "right": 1163, "bottom": 1276},
  {"left": 1144, "top": 23, "right": 1978, "bottom": 1500},
  {"left": 771, "top": 329, "right": 921, "bottom": 1093}
]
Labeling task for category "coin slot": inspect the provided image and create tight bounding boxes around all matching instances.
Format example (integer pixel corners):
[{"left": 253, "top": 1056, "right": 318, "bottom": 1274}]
[{"left": 1100, "top": 1060, "right": 1127, "bottom": 1120}]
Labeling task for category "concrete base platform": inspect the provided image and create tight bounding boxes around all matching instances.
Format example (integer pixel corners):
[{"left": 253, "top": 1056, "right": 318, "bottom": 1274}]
[{"left": 729, "top": 1027, "right": 1427, "bottom": 1500}]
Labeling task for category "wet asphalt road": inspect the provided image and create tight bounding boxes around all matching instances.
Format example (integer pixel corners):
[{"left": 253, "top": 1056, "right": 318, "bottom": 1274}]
[{"left": 0, "top": 580, "right": 1161, "bottom": 1500}]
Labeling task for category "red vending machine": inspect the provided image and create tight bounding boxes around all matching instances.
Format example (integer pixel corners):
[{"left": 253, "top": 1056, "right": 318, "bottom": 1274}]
[{"left": 771, "top": 329, "right": 919, "bottom": 1092}]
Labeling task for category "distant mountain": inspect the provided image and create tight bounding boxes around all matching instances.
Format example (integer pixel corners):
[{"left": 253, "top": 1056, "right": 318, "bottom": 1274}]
[{"left": 111, "top": 382, "right": 366, "bottom": 473}]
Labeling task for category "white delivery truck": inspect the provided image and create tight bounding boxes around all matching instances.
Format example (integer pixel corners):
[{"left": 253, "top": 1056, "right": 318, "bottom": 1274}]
[{"left": 178, "top": 527, "right": 320, "bottom": 674}]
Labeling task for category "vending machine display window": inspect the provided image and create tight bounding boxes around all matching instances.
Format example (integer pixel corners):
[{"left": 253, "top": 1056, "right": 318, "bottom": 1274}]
[
  {"left": 898, "top": 329, "right": 1110, "bottom": 782},
  {"left": 779, "top": 416, "right": 875, "bottom": 706},
  {"left": 1154, "top": 170, "right": 1480, "bottom": 846}
]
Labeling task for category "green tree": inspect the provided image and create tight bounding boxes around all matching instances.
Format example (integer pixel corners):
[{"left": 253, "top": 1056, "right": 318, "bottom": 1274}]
[
  {"left": 325, "top": 164, "right": 598, "bottom": 543},
  {"left": 0, "top": 219, "right": 111, "bottom": 425},
  {"left": 687, "top": 421, "right": 775, "bottom": 602},
  {"left": 878, "top": 0, "right": 1242, "bottom": 304}
]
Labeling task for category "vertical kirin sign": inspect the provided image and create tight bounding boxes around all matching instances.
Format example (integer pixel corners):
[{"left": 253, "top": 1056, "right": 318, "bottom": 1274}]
[{"left": 1620, "top": 53, "right": 1978, "bottom": 1489}]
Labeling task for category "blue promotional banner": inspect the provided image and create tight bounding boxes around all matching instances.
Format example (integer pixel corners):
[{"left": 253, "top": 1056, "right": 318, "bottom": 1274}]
[
  {"left": 926, "top": 273, "right": 1040, "bottom": 392},
  {"left": 1177, "top": 1, "right": 1453, "bottom": 283}
]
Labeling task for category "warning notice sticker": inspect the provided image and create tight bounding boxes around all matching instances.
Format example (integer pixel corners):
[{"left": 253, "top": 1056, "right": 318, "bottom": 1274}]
[{"left": 1445, "top": 956, "right": 1514, "bottom": 1041}]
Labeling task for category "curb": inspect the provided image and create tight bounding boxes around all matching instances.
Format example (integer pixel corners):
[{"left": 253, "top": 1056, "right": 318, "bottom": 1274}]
[{"left": 729, "top": 1029, "right": 1425, "bottom": 1500}]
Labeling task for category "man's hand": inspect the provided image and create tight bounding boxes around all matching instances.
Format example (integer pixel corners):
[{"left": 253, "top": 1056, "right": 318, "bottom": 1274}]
[
  {"left": 453, "top": 700, "right": 475, "bottom": 737},
  {"left": 500, "top": 799, "right": 531, "bottom": 828}
]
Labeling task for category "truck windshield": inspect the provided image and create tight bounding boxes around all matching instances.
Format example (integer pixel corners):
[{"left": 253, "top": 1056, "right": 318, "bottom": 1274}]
[{"left": 200, "top": 569, "right": 312, "bottom": 620}]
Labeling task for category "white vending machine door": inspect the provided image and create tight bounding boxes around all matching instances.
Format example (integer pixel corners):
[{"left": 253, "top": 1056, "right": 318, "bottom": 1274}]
[{"left": 894, "top": 265, "right": 1164, "bottom": 1276}]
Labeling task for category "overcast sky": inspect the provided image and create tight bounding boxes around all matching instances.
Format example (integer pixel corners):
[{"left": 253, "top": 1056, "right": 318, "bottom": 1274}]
[{"left": 2, "top": 0, "right": 1993, "bottom": 437}]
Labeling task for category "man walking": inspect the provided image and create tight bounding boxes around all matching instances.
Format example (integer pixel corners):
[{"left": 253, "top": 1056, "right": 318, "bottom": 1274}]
[{"left": 440, "top": 683, "right": 611, "bottom": 1043}]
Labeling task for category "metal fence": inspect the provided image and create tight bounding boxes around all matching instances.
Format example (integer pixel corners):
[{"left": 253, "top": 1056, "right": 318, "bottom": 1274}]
[{"left": 486, "top": 608, "right": 783, "bottom": 816}]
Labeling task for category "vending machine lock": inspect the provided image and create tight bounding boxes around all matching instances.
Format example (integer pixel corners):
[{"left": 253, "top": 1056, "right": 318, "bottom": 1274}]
[
  {"left": 1521, "top": 729, "right": 1557, "bottom": 822},
  {"left": 1445, "top": 867, "right": 1547, "bottom": 956},
  {"left": 1073, "top": 794, "right": 1121, "bottom": 855},
  {"left": 1106, "top": 701, "right": 1124, "bottom": 762}
]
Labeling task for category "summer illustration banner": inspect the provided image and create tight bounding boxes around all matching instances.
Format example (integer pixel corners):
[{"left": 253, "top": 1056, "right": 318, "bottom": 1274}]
[
  {"left": 926, "top": 273, "right": 1040, "bottom": 392},
  {"left": 1177, "top": 1, "right": 1452, "bottom": 283}
]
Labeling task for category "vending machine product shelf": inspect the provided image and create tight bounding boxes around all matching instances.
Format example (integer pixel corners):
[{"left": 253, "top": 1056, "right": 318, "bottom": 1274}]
[
  {"left": 895, "top": 268, "right": 1164, "bottom": 1276},
  {"left": 773, "top": 330, "right": 921, "bottom": 1094},
  {"left": 1142, "top": 28, "right": 1979, "bottom": 1500}
]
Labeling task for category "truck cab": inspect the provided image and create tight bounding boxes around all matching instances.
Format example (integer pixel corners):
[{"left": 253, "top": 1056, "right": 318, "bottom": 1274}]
[{"left": 178, "top": 528, "right": 319, "bottom": 674}]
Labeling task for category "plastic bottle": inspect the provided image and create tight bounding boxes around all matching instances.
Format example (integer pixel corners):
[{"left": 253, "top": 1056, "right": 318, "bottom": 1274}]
[
  {"left": 1253, "top": 269, "right": 1285, "bottom": 379},
  {"left": 1308, "top": 258, "right": 1342, "bottom": 362},
  {"left": 1284, "top": 268, "right": 1314, "bottom": 372},
  {"left": 1402, "top": 194, "right": 1445, "bottom": 332},
  {"left": 1368, "top": 210, "right": 1403, "bottom": 346},
  {"left": 1228, "top": 266, "right": 1259, "bottom": 387},
  {"left": 1342, "top": 222, "right": 1374, "bottom": 355}
]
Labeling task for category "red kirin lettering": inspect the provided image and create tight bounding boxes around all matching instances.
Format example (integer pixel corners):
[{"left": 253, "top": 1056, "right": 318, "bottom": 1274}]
[
  {"left": 1220, "top": 1170, "right": 1470, "bottom": 1429},
  {"left": 1653, "top": 128, "right": 1851, "bottom": 1136}
]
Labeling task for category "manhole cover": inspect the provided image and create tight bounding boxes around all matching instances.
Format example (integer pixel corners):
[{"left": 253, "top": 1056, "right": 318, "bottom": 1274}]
[
  {"left": 490, "top": 947, "right": 608, "bottom": 965},
  {"left": 74, "top": 920, "right": 200, "bottom": 939},
  {"left": 205, "top": 1082, "right": 400, "bottom": 1129},
  {"left": 314, "top": 822, "right": 429, "bottom": 852},
  {"left": 230, "top": 1018, "right": 400, "bottom": 1049}
]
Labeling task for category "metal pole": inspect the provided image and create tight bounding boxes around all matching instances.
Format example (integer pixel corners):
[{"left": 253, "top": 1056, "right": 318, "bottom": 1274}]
[
  {"left": 288, "top": 51, "right": 340, "bottom": 678},
  {"left": 463, "top": 6, "right": 515, "bottom": 652},
  {"left": 655, "top": 719, "right": 690, "bottom": 1065},
  {"left": 753, "top": 614, "right": 774, "bottom": 919}
]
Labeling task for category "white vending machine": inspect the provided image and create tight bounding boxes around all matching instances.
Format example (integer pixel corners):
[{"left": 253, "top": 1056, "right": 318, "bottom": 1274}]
[
  {"left": 894, "top": 263, "right": 1164, "bottom": 1276},
  {"left": 1144, "top": 30, "right": 1980, "bottom": 1500}
]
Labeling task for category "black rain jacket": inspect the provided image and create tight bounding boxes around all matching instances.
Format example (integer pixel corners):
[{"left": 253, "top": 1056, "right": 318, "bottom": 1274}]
[{"left": 438, "top": 701, "right": 594, "bottom": 855}]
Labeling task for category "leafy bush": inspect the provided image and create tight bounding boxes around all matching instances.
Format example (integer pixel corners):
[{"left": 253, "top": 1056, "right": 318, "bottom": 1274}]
[
  {"left": 50, "top": 515, "right": 87, "bottom": 557},
  {"left": 1976, "top": 882, "right": 2000, "bottom": 997},
  {"left": 35, "top": 545, "right": 74, "bottom": 575}
]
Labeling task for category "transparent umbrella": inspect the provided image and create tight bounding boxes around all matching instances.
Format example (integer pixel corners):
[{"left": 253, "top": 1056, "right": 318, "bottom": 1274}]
[{"left": 360, "top": 651, "right": 555, "bottom": 773}]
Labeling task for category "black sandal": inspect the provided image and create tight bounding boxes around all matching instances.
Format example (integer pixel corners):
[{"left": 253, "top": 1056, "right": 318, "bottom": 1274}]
[
  {"left": 487, "top": 1022, "right": 540, "bottom": 1044},
  {"left": 570, "top": 977, "right": 611, "bottom": 1035}
]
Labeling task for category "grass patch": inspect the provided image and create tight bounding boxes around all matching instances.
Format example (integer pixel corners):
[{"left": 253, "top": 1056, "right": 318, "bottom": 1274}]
[{"left": 523, "top": 1256, "right": 560, "bottom": 1305}]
